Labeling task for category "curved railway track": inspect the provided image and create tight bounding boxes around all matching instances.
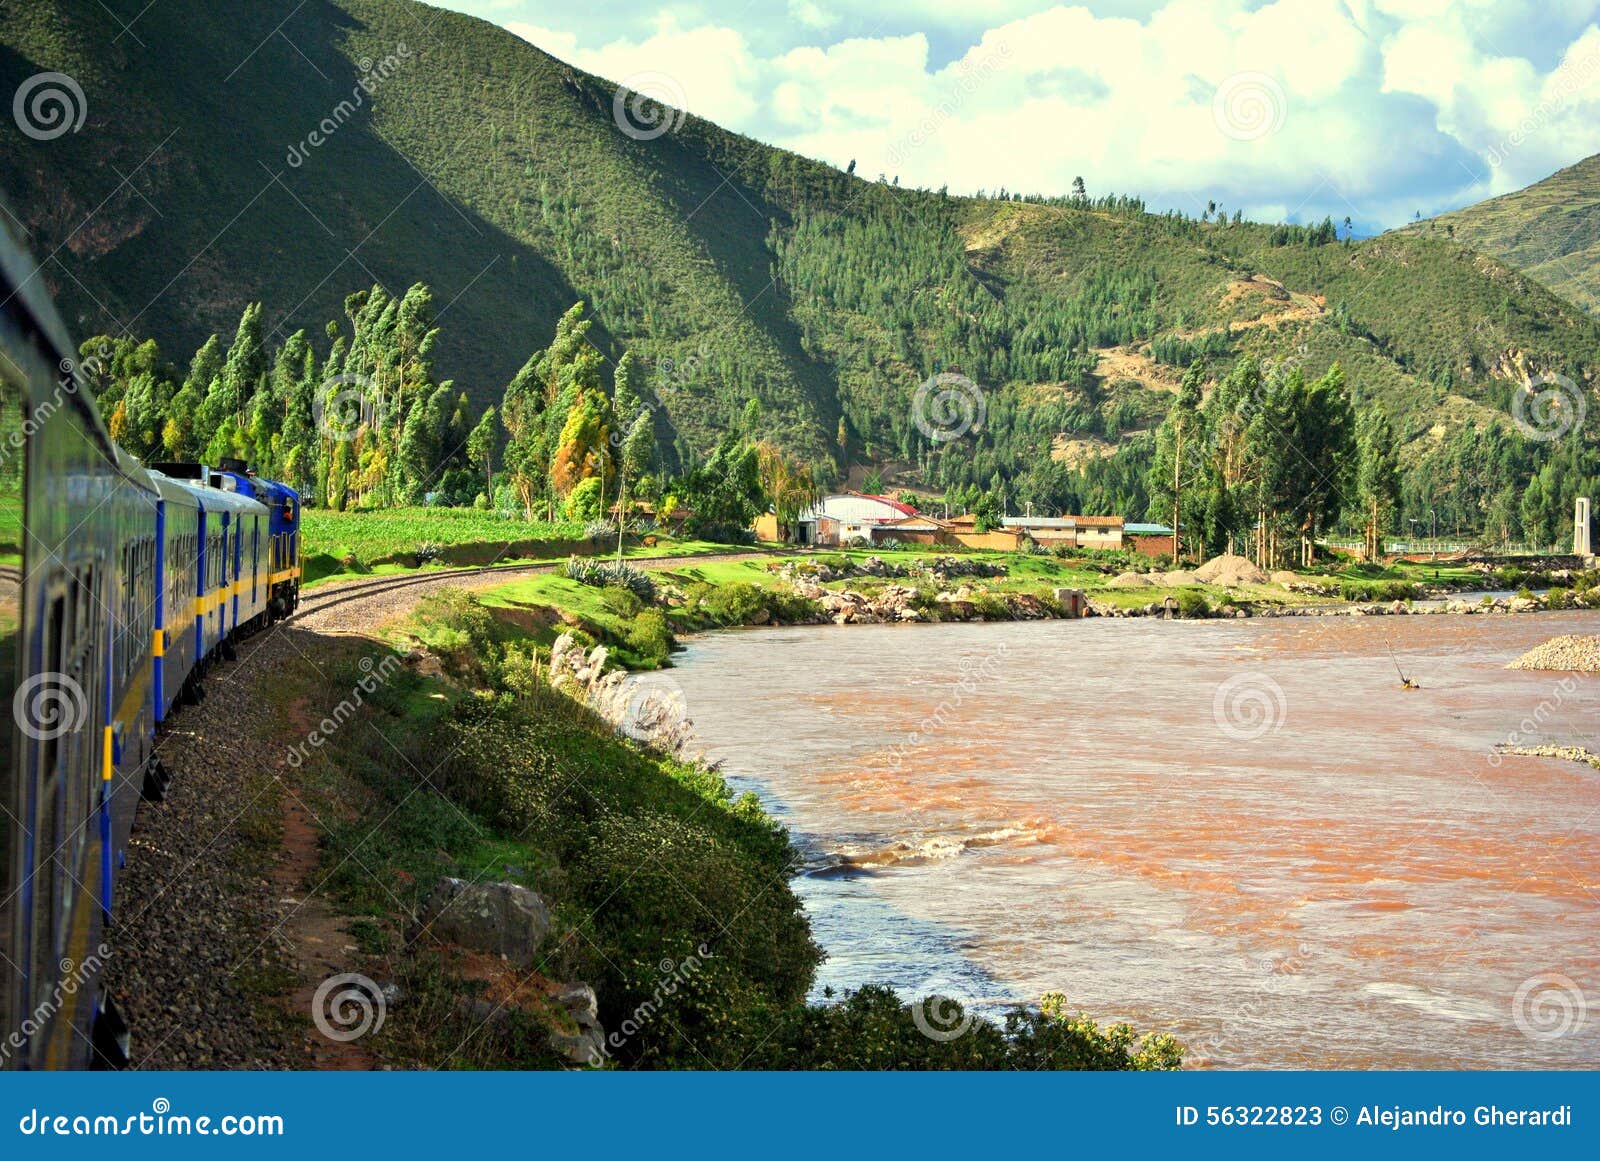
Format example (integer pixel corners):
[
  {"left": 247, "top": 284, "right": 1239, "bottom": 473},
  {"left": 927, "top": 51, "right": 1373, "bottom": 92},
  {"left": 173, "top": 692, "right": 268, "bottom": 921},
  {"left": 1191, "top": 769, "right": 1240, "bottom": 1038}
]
[{"left": 290, "top": 548, "right": 788, "bottom": 632}]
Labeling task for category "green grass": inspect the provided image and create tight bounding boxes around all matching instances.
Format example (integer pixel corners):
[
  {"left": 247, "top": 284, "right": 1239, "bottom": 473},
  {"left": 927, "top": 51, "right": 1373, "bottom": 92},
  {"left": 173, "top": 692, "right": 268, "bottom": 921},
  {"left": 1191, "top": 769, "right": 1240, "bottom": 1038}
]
[{"left": 300, "top": 506, "right": 735, "bottom": 585}]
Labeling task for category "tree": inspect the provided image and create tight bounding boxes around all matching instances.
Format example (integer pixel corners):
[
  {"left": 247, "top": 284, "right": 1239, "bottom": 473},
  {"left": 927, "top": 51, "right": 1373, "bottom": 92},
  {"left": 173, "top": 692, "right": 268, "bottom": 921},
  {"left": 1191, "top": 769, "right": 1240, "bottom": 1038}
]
[
  {"left": 467, "top": 405, "right": 497, "bottom": 499},
  {"left": 1147, "top": 364, "right": 1206, "bottom": 561},
  {"left": 1354, "top": 404, "right": 1400, "bottom": 561}
]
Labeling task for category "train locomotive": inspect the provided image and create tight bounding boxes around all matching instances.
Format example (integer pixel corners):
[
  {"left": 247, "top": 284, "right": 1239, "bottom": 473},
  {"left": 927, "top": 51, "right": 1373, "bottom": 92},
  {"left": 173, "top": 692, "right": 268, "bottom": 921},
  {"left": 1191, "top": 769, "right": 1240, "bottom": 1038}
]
[{"left": 0, "top": 219, "right": 301, "bottom": 1069}]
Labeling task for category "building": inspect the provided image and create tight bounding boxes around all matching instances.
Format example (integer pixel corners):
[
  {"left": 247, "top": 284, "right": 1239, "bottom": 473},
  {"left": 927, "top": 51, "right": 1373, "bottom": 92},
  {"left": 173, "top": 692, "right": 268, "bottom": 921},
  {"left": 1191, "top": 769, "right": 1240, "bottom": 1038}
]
[
  {"left": 794, "top": 492, "right": 918, "bottom": 545},
  {"left": 1125, "top": 522, "right": 1177, "bottom": 557}
]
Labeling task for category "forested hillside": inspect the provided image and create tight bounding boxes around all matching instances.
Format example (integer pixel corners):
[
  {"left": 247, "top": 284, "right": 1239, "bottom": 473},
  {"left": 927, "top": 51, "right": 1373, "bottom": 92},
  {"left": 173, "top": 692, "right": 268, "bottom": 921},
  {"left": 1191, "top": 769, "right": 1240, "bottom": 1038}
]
[
  {"left": 1413, "top": 154, "right": 1600, "bottom": 316},
  {"left": 2, "top": 0, "right": 1597, "bottom": 544}
]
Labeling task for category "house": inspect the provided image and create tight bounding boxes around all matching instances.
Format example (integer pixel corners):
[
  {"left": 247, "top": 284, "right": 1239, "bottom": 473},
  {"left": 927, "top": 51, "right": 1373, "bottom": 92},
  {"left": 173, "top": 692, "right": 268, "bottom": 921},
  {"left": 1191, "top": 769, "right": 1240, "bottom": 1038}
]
[
  {"left": 1001, "top": 515, "right": 1077, "bottom": 545},
  {"left": 1126, "top": 522, "right": 1177, "bottom": 557},
  {"left": 794, "top": 492, "right": 918, "bottom": 545},
  {"left": 870, "top": 514, "right": 952, "bottom": 545},
  {"left": 1072, "top": 514, "right": 1125, "bottom": 550}
]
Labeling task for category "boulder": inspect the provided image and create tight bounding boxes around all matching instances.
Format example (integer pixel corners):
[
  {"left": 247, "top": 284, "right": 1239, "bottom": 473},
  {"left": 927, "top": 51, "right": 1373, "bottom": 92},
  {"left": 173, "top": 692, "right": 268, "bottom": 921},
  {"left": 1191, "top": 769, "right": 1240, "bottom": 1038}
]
[{"left": 418, "top": 878, "right": 552, "bottom": 966}]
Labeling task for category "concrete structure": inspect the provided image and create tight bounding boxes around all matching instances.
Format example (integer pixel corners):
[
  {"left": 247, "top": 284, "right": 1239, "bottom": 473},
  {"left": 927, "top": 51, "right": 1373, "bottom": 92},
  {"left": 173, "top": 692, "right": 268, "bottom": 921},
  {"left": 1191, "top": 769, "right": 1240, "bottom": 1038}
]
[
  {"left": 796, "top": 493, "right": 917, "bottom": 545},
  {"left": 1578, "top": 496, "right": 1593, "bottom": 562}
]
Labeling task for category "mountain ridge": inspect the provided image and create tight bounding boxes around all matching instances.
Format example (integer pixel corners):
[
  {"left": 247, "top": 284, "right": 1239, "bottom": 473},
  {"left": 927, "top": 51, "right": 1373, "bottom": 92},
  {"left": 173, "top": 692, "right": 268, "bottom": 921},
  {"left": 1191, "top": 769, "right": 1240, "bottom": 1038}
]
[{"left": 2, "top": 0, "right": 1597, "bottom": 531}]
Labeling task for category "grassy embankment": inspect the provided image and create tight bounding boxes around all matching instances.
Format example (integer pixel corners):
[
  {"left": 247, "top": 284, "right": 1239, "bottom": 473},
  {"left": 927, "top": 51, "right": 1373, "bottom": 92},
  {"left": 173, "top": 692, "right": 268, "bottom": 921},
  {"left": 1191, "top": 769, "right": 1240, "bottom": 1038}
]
[
  {"left": 299, "top": 507, "right": 734, "bottom": 586},
  {"left": 285, "top": 628, "right": 1184, "bottom": 1069}
]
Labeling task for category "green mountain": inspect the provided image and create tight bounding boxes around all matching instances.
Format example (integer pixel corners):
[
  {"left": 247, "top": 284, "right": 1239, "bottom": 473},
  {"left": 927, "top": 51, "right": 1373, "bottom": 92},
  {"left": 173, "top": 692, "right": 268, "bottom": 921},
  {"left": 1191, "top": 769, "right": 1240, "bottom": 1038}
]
[
  {"left": 1413, "top": 154, "right": 1600, "bottom": 315},
  {"left": 3, "top": 0, "right": 1597, "bottom": 536}
]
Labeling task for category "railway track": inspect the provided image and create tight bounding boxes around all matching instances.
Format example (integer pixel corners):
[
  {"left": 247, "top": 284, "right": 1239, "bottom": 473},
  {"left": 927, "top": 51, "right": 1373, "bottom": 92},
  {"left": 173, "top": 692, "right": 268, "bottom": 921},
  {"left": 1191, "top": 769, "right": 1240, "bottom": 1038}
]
[{"left": 290, "top": 548, "right": 787, "bottom": 631}]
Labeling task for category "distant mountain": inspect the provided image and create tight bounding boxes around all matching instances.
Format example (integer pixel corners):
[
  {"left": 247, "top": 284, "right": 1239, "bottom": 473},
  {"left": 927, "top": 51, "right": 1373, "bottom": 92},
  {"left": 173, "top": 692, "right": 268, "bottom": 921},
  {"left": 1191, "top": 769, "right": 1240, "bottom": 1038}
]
[
  {"left": 1414, "top": 155, "right": 1600, "bottom": 315},
  {"left": 2, "top": 0, "right": 1597, "bottom": 524}
]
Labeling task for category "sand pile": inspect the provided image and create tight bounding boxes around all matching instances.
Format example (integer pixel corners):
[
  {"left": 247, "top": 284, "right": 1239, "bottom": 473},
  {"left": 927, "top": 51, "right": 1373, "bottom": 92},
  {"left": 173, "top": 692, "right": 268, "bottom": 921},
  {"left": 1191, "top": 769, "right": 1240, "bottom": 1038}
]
[
  {"left": 1270, "top": 570, "right": 1301, "bottom": 586},
  {"left": 1160, "top": 569, "right": 1201, "bottom": 586},
  {"left": 1107, "top": 571, "right": 1155, "bottom": 588},
  {"left": 1507, "top": 634, "right": 1600, "bottom": 673},
  {"left": 1193, "top": 554, "right": 1270, "bottom": 586}
]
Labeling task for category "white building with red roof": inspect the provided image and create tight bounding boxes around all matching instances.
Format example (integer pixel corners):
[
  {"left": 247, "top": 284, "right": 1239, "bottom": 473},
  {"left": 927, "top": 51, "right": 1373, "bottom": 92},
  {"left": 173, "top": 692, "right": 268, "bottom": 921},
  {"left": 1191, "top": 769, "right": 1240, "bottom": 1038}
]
[{"left": 797, "top": 492, "right": 918, "bottom": 545}]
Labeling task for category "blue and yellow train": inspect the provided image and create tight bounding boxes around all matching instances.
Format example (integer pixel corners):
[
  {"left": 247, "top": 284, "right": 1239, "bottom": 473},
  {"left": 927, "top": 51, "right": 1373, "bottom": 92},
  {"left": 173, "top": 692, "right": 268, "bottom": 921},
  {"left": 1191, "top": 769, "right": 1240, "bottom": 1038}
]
[{"left": 0, "top": 220, "right": 301, "bottom": 1069}]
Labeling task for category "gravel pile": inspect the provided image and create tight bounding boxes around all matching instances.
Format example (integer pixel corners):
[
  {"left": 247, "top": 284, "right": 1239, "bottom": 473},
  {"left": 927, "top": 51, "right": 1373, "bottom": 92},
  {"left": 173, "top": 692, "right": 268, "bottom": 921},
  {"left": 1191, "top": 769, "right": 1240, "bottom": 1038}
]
[
  {"left": 1193, "top": 554, "right": 1270, "bottom": 586},
  {"left": 1507, "top": 634, "right": 1600, "bottom": 673}
]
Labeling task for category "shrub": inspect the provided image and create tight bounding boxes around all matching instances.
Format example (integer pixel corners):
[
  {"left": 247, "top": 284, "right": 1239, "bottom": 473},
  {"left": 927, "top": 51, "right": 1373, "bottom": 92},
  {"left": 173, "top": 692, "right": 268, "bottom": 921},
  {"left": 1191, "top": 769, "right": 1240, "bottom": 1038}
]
[
  {"left": 1175, "top": 589, "right": 1211, "bottom": 618},
  {"left": 413, "top": 539, "right": 443, "bottom": 566},
  {"left": 565, "top": 555, "right": 657, "bottom": 602},
  {"left": 698, "top": 581, "right": 769, "bottom": 625}
]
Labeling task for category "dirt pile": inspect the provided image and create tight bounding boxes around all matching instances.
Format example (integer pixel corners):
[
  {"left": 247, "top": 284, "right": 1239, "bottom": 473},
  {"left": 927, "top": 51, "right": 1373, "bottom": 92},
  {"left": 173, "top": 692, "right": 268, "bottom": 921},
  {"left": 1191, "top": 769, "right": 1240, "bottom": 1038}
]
[{"left": 1194, "top": 554, "right": 1270, "bottom": 586}]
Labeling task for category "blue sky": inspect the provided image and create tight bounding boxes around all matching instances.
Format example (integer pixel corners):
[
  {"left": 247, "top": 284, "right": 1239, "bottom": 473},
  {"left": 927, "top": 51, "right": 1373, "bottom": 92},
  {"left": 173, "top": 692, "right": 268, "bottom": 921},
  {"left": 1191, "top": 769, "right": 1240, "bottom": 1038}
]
[{"left": 435, "top": 1, "right": 1600, "bottom": 232}]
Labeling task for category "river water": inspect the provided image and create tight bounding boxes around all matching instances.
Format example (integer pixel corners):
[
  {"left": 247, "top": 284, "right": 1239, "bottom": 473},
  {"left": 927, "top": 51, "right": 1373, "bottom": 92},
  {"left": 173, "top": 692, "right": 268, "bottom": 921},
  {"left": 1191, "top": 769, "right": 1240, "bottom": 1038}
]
[{"left": 666, "top": 611, "right": 1600, "bottom": 1069}]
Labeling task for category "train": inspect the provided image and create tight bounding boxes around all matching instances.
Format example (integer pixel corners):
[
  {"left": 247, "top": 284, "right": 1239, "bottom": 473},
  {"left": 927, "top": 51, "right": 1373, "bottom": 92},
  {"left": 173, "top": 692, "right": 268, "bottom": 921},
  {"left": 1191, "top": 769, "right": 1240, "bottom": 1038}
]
[{"left": 0, "top": 217, "right": 302, "bottom": 1069}]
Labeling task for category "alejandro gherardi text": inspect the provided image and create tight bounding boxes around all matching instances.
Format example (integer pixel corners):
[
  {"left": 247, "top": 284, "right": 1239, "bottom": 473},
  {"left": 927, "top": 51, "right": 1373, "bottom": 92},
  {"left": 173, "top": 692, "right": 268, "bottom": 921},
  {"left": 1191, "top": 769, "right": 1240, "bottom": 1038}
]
[{"left": 1358, "top": 1105, "right": 1573, "bottom": 1130}]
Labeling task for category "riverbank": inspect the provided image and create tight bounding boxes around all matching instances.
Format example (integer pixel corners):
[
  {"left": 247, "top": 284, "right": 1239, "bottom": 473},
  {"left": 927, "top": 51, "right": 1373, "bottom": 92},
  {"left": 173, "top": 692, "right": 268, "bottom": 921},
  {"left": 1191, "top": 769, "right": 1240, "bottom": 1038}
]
[{"left": 417, "top": 549, "right": 1600, "bottom": 677}]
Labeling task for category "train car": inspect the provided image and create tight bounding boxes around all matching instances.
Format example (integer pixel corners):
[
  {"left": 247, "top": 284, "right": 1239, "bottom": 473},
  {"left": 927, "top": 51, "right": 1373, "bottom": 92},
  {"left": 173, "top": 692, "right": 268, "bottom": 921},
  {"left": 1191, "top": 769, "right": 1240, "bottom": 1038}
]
[
  {"left": 216, "top": 461, "right": 300, "bottom": 621},
  {"left": 1, "top": 215, "right": 300, "bottom": 1069},
  {"left": 149, "top": 470, "right": 202, "bottom": 722},
  {"left": 0, "top": 215, "right": 133, "bottom": 1068}
]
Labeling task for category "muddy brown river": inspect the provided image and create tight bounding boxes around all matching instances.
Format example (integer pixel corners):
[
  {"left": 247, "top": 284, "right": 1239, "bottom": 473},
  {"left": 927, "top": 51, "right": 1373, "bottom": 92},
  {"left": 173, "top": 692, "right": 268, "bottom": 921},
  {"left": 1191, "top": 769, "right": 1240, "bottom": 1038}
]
[{"left": 665, "top": 611, "right": 1600, "bottom": 1069}]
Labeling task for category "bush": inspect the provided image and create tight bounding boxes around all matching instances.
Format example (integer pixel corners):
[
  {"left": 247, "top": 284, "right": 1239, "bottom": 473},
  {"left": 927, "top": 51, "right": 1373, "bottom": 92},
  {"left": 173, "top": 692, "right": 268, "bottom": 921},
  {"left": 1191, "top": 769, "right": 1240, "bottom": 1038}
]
[
  {"left": 1175, "top": 589, "right": 1211, "bottom": 618},
  {"left": 697, "top": 581, "right": 769, "bottom": 625},
  {"left": 565, "top": 555, "right": 657, "bottom": 602},
  {"left": 413, "top": 539, "right": 443, "bottom": 567}
]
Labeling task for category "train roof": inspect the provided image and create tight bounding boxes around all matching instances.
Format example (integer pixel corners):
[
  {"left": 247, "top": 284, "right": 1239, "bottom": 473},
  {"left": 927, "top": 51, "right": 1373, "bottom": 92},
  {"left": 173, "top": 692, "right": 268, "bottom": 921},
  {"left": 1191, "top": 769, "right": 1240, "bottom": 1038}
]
[
  {"left": 114, "top": 446, "right": 160, "bottom": 499},
  {"left": 217, "top": 469, "right": 299, "bottom": 507},
  {"left": 146, "top": 469, "right": 204, "bottom": 509},
  {"left": 0, "top": 197, "right": 117, "bottom": 456},
  {"left": 149, "top": 470, "right": 268, "bottom": 517}
]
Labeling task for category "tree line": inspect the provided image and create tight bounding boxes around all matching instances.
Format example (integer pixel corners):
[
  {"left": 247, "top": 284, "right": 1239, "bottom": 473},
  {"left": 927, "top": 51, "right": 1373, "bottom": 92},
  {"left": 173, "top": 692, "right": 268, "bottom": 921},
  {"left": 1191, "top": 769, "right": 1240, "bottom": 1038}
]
[{"left": 84, "top": 285, "right": 815, "bottom": 541}]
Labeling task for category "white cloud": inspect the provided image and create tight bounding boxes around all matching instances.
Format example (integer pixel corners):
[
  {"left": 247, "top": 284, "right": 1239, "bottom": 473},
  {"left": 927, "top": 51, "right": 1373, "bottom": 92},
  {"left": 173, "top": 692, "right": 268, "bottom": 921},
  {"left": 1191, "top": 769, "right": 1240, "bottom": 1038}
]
[{"left": 506, "top": 0, "right": 1600, "bottom": 229}]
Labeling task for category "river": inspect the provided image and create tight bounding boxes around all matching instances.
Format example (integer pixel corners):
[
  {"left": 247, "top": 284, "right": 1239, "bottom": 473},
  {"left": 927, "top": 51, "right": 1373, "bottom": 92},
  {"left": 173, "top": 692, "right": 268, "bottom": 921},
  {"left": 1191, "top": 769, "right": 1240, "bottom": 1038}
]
[{"left": 664, "top": 611, "right": 1600, "bottom": 1069}]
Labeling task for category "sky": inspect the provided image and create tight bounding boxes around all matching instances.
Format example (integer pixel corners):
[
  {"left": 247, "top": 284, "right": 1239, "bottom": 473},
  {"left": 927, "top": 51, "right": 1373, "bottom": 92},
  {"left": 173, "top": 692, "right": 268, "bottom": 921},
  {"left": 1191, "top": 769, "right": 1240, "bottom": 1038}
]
[{"left": 435, "top": 0, "right": 1600, "bottom": 232}]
